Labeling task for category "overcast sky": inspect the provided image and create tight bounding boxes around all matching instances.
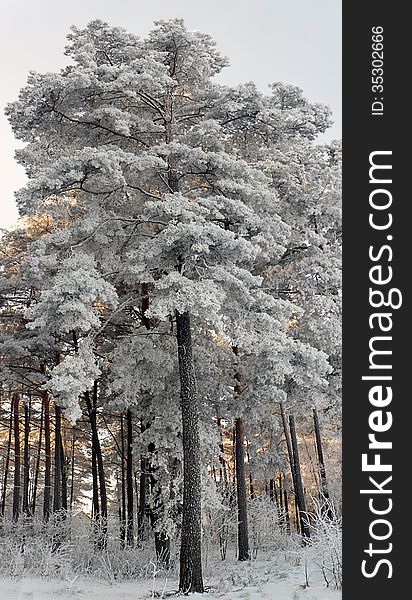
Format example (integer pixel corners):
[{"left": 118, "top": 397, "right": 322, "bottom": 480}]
[{"left": 0, "top": 0, "right": 341, "bottom": 229}]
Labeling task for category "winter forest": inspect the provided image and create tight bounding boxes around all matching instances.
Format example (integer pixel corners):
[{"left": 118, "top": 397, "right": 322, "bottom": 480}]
[{"left": 0, "top": 19, "right": 342, "bottom": 600}]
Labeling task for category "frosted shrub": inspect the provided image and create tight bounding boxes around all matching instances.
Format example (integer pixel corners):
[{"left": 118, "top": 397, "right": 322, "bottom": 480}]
[
  {"left": 248, "top": 495, "right": 297, "bottom": 558},
  {"left": 0, "top": 513, "right": 175, "bottom": 582},
  {"left": 203, "top": 499, "right": 238, "bottom": 562},
  {"left": 307, "top": 496, "right": 342, "bottom": 589}
]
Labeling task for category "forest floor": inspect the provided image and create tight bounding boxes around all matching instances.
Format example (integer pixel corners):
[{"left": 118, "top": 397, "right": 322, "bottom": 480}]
[{"left": 0, "top": 550, "right": 341, "bottom": 600}]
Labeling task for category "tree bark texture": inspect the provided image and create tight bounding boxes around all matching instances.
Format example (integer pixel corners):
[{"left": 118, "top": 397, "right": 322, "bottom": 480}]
[
  {"left": 1, "top": 400, "right": 13, "bottom": 517},
  {"left": 126, "top": 408, "right": 134, "bottom": 546},
  {"left": 12, "top": 394, "right": 21, "bottom": 521},
  {"left": 176, "top": 311, "right": 204, "bottom": 594},
  {"left": 289, "top": 414, "right": 310, "bottom": 539},
  {"left": 235, "top": 417, "right": 250, "bottom": 561}
]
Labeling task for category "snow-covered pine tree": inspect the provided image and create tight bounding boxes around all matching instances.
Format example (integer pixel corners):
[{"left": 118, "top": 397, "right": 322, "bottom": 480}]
[{"left": 6, "top": 18, "right": 337, "bottom": 591}]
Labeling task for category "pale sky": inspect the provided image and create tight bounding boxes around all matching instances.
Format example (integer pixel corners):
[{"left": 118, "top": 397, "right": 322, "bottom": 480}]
[{"left": 0, "top": 0, "right": 341, "bottom": 229}]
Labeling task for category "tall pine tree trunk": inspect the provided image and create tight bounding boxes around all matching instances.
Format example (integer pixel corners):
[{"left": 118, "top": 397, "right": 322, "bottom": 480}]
[
  {"left": 120, "top": 414, "right": 126, "bottom": 544},
  {"left": 12, "top": 393, "right": 21, "bottom": 521},
  {"left": 233, "top": 345, "right": 250, "bottom": 561},
  {"left": 85, "top": 388, "right": 107, "bottom": 549},
  {"left": 289, "top": 414, "right": 310, "bottom": 539},
  {"left": 176, "top": 311, "right": 204, "bottom": 594},
  {"left": 280, "top": 403, "right": 297, "bottom": 493},
  {"left": 69, "top": 428, "right": 75, "bottom": 512},
  {"left": 53, "top": 404, "right": 62, "bottom": 512},
  {"left": 137, "top": 419, "right": 151, "bottom": 543},
  {"left": 31, "top": 397, "right": 44, "bottom": 516},
  {"left": 313, "top": 408, "right": 333, "bottom": 518},
  {"left": 137, "top": 453, "right": 148, "bottom": 541},
  {"left": 126, "top": 409, "right": 134, "bottom": 546},
  {"left": 283, "top": 488, "right": 291, "bottom": 534},
  {"left": 235, "top": 417, "right": 250, "bottom": 560},
  {"left": 1, "top": 400, "right": 13, "bottom": 517},
  {"left": 22, "top": 400, "right": 31, "bottom": 515},
  {"left": 91, "top": 431, "right": 100, "bottom": 520},
  {"left": 43, "top": 392, "right": 51, "bottom": 520},
  {"left": 60, "top": 428, "right": 68, "bottom": 512}
]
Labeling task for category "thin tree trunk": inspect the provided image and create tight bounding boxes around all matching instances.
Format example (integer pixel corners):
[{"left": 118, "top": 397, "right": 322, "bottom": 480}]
[
  {"left": 147, "top": 441, "right": 171, "bottom": 565},
  {"left": 85, "top": 387, "right": 107, "bottom": 549},
  {"left": 245, "top": 441, "right": 255, "bottom": 500},
  {"left": 22, "top": 400, "right": 31, "bottom": 515},
  {"left": 138, "top": 453, "right": 147, "bottom": 541},
  {"left": 31, "top": 397, "right": 44, "bottom": 516},
  {"left": 283, "top": 488, "right": 291, "bottom": 534},
  {"left": 126, "top": 408, "right": 134, "bottom": 546},
  {"left": 53, "top": 404, "right": 62, "bottom": 512},
  {"left": 1, "top": 400, "right": 13, "bottom": 517},
  {"left": 43, "top": 391, "right": 51, "bottom": 521},
  {"left": 271, "top": 478, "right": 283, "bottom": 529},
  {"left": 280, "top": 403, "right": 297, "bottom": 493},
  {"left": 235, "top": 417, "right": 250, "bottom": 561},
  {"left": 269, "top": 478, "right": 275, "bottom": 502},
  {"left": 216, "top": 417, "right": 229, "bottom": 488},
  {"left": 289, "top": 414, "right": 310, "bottom": 539},
  {"left": 136, "top": 285, "right": 154, "bottom": 544},
  {"left": 91, "top": 430, "right": 100, "bottom": 519},
  {"left": 176, "top": 311, "right": 204, "bottom": 594},
  {"left": 232, "top": 345, "right": 250, "bottom": 562},
  {"left": 60, "top": 426, "right": 68, "bottom": 512},
  {"left": 12, "top": 393, "right": 21, "bottom": 521},
  {"left": 313, "top": 408, "right": 333, "bottom": 518},
  {"left": 295, "top": 495, "right": 300, "bottom": 534},
  {"left": 134, "top": 471, "right": 139, "bottom": 514},
  {"left": 120, "top": 414, "right": 126, "bottom": 544},
  {"left": 69, "top": 428, "right": 75, "bottom": 511},
  {"left": 279, "top": 473, "right": 284, "bottom": 512},
  {"left": 137, "top": 419, "right": 150, "bottom": 543}
]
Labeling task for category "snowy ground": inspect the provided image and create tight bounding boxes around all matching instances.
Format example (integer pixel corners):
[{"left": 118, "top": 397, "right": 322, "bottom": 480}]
[{"left": 0, "top": 552, "right": 341, "bottom": 600}]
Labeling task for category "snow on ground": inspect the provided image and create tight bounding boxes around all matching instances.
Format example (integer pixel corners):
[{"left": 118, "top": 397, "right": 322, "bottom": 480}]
[{"left": 0, "top": 552, "right": 341, "bottom": 600}]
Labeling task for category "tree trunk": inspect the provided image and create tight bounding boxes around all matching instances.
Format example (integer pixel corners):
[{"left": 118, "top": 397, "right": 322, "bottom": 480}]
[
  {"left": 232, "top": 345, "right": 250, "bottom": 562},
  {"left": 136, "top": 420, "right": 150, "bottom": 543},
  {"left": 271, "top": 478, "right": 284, "bottom": 529},
  {"left": 126, "top": 408, "right": 134, "bottom": 546},
  {"left": 43, "top": 392, "right": 51, "bottom": 521},
  {"left": 313, "top": 408, "right": 333, "bottom": 518},
  {"left": 295, "top": 495, "right": 301, "bottom": 534},
  {"left": 91, "top": 430, "right": 100, "bottom": 519},
  {"left": 12, "top": 393, "right": 21, "bottom": 521},
  {"left": 120, "top": 414, "right": 126, "bottom": 544},
  {"left": 280, "top": 403, "right": 297, "bottom": 494},
  {"left": 235, "top": 417, "right": 250, "bottom": 561},
  {"left": 22, "top": 400, "right": 31, "bottom": 514},
  {"left": 279, "top": 473, "right": 284, "bottom": 512},
  {"left": 138, "top": 453, "right": 148, "bottom": 541},
  {"left": 289, "top": 414, "right": 310, "bottom": 539},
  {"left": 53, "top": 404, "right": 62, "bottom": 512},
  {"left": 283, "top": 488, "right": 291, "bottom": 534},
  {"left": 216, "top": 417, "right": 229, "bottom": 488},
  {"left": 246, "top": 442, "right": 255, "bottom": 500},
  {"left": 147, "top": 441, "right": 171, "bottom": 565},
  {"left": 31, "top": 397, "right": 44, "bottom": 516},
  {"left": 136, "top": 286, "right": 153, "bottom": 544},
  {"left": 176, "top": 311, "right": 204, "bottom": 594},
  {"left": 69, "top": 428, "right": 75, "bottom": 512},
  {"left": 85, "top": 388, "right": 107, "bottom": 549},
  {"left": 1, "top": 400, "right": 13, "bottom": 517},
  {"left": 60, "top": 428, "right": 68, "bottom": 512}
]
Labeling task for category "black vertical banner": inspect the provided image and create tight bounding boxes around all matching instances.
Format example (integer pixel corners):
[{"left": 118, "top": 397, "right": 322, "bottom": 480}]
[{"left": 343, "top": 2, "right": 409, "bottom": 598}]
